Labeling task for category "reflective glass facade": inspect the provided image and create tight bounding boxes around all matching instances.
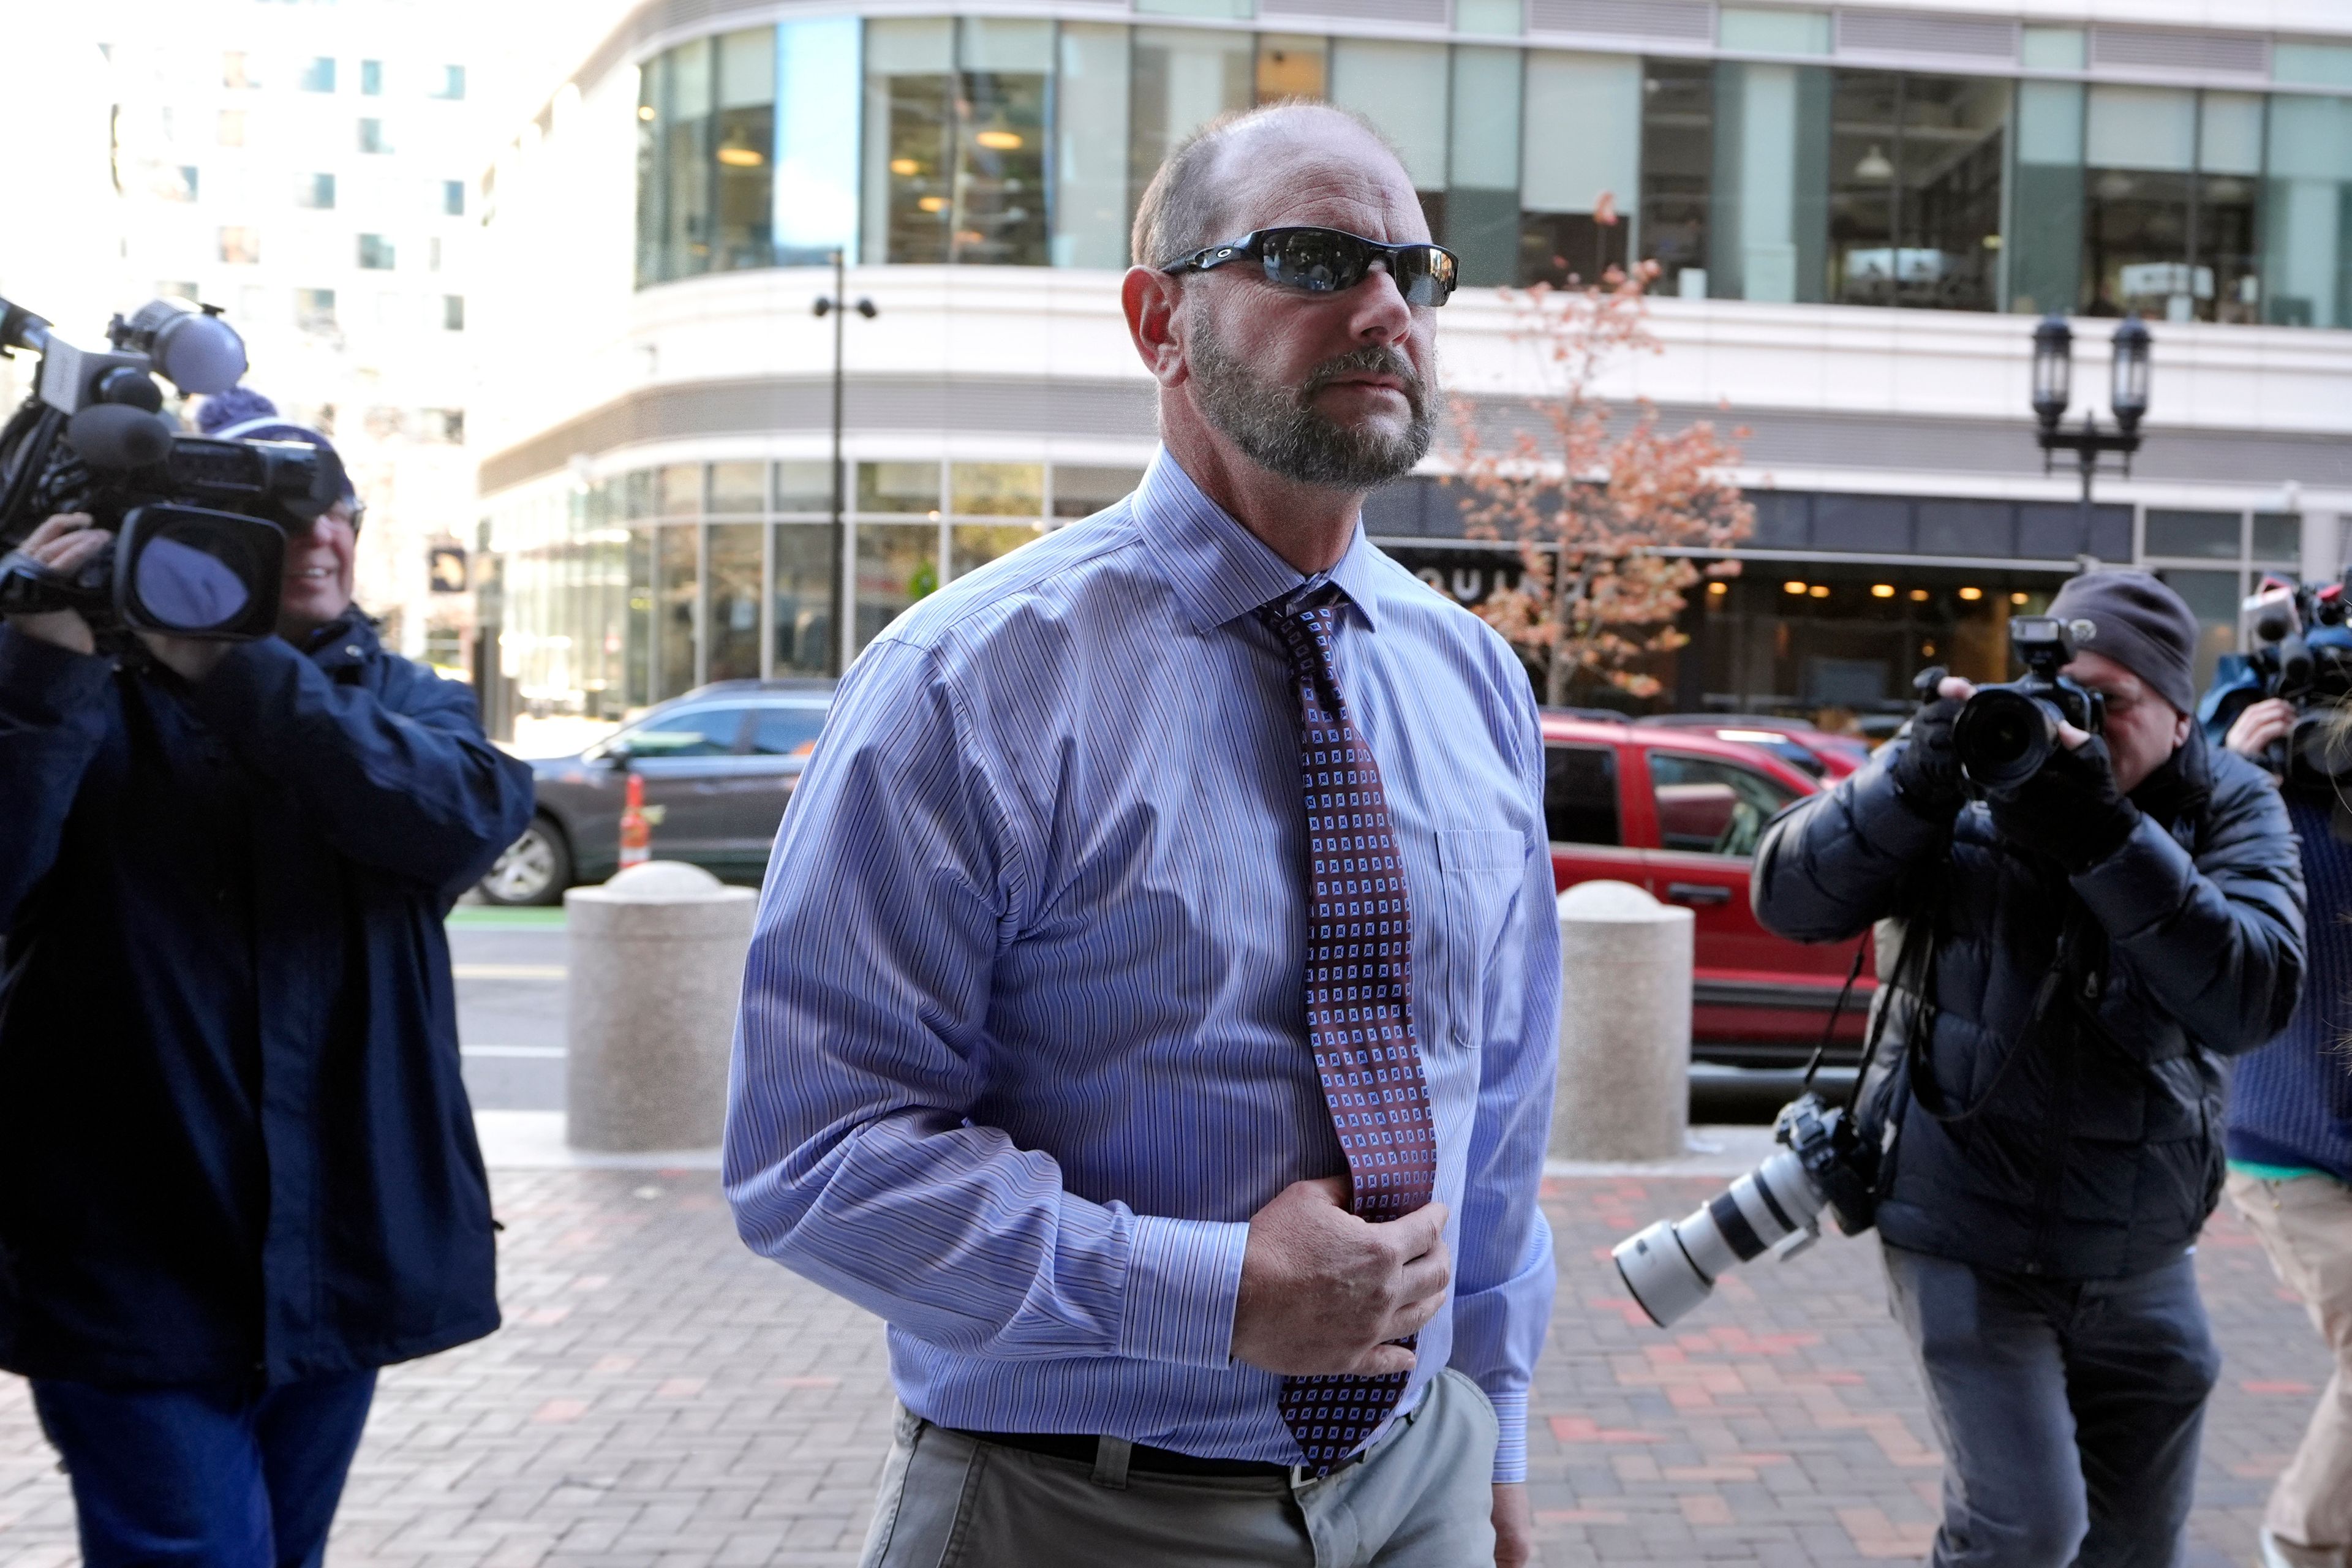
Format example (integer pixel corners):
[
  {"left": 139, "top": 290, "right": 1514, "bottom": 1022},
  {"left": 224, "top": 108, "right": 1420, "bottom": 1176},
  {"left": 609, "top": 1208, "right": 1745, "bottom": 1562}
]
[
  {"left": 495, "top": 459, "right": 1143, "bottom": 715},
  {"left": 632, "top": 17, "right": 2352, "bottom": 325}
]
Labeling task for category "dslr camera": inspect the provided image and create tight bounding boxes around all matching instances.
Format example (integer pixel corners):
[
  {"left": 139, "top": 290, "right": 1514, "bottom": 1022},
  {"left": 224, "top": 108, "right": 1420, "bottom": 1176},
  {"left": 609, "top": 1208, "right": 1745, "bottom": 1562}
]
[
  {"left": 0, "top": 295, "right": 339, "bottom": 646},
  {"left": 1611, "top": 1092, "right": 1880, "bottom": 1328},
  {"left": 2198, "top": 575, "right": 2352, "bottom": 789},
  {"left": 1950, "top": 616, "right": 2107, "bottom": 791}
]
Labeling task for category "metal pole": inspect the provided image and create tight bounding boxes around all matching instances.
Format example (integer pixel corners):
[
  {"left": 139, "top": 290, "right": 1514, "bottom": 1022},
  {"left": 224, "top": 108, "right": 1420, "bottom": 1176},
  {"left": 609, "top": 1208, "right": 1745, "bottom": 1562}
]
[
  {"left": 827, "top": 248, "right": 848, "bottom": 679},
  {"left": 2078, "top": 410, "right": 2097, "bottom": 569}
]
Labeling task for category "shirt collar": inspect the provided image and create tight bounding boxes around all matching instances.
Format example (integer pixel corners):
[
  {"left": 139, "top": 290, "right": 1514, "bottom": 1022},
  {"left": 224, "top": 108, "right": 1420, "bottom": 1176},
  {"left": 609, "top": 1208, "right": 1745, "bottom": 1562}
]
[{"left": 1135, "top": 447, "right": 1384, "bottom": 635}]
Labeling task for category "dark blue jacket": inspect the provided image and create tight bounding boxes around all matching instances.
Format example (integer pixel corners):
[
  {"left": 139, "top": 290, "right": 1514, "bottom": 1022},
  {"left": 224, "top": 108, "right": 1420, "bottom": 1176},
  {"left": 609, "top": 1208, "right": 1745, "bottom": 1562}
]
[
  {"left": 2226, "top": 792, "right": 2352, "bottom": 1184},
  {"left": 0, "top": 616, "right": 534, "bottom": 1385},
  {"left": 1752, "top": 730, "right": 2305, "bottom": 1278}
]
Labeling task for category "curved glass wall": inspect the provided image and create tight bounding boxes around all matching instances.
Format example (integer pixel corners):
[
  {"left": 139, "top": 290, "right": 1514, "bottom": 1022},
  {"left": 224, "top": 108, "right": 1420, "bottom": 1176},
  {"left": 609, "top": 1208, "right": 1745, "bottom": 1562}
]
[
  {"left": 631, "top": 16, "right": 2352, "bottom": 328},
  {"left": 496, "top": 458, "right": 1144, "bottom": 717}
]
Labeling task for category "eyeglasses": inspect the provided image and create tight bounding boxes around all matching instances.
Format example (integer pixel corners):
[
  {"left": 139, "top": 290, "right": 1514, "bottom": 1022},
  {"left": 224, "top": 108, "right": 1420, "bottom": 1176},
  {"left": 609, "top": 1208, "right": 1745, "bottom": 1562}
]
[{"left": 1161, "top": 227, "right": 1461, "bottom": 307}]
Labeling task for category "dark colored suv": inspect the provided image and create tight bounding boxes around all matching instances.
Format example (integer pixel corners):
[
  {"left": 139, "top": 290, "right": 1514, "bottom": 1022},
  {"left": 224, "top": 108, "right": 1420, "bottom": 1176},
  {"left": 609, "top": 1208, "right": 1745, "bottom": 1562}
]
[{"left": 478, "top": 679, "right": 834, "bottom": 905}]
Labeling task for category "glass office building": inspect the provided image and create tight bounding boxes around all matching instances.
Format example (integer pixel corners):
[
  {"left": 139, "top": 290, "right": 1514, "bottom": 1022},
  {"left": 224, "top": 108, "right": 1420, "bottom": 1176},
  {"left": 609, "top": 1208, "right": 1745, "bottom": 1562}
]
[{"left": 474, "top": 1, "right": 2352, "bottom": 732}]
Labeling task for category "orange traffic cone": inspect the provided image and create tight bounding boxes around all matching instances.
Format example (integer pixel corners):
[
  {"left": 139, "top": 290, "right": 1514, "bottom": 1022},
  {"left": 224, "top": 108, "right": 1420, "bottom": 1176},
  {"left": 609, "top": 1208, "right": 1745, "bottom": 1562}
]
[{"left": 618, "top": 771, "right": 650, "bottom": 869}]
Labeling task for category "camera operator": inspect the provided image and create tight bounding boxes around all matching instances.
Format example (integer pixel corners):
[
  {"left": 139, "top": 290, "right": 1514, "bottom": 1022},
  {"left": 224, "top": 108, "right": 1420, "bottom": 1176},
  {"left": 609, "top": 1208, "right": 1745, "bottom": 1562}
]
[
  {"left": 0, "top": 413, "right": 533, "bottom": 1562},
  {"left": 2221, "top": 693, "right": 2352, "bottom": 1568},
  {"left": 1754, "top": 570, "right": 2305, "bottom": 1567}
]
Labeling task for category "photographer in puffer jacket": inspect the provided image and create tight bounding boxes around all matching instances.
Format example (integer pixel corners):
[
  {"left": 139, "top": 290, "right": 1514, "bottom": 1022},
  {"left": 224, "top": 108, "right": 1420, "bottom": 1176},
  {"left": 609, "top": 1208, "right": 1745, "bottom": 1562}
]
[{"left": 1753, "top": 570, "right": 2305, "bottom": 1568}]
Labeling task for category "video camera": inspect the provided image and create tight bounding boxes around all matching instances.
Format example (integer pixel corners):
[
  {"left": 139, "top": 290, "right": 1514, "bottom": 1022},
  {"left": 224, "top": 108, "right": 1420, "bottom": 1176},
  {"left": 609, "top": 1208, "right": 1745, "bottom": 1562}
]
[
  {"left": 1950, "top": 616, "right": 2106, "bottom": 792},
  {"left": 2197, "top": 575, "right": 2352, "bottom": 789},
  {"left": 0, "top": 295, "right": 338, "bottom": 645}
]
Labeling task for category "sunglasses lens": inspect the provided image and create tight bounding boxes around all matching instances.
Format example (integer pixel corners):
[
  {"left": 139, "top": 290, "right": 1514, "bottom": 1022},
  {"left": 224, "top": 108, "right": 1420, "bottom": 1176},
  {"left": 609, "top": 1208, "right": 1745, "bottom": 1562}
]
[
  {"left": 1396, "top": 246, "right": 1458, "bottom": 306},
  {"left": 1264, "top": 230, "right": 1365, "bottom": 294}
]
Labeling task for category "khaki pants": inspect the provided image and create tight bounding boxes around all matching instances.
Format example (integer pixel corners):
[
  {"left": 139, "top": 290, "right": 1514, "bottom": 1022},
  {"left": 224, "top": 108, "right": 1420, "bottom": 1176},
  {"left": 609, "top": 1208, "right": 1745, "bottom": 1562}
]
[
  {"left": 2227, "top": 1170, "right": 2352, "bottom": 1558},
  {"left": 856, "top": 1367, "right": 1499, "bottom": 1568}
]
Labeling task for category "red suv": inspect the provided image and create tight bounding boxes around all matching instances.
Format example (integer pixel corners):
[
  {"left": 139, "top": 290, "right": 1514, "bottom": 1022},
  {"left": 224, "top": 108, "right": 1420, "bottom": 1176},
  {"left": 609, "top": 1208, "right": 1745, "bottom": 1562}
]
[{"left": 1540, "top": 712, "right": 1871, "bottom": 1076}]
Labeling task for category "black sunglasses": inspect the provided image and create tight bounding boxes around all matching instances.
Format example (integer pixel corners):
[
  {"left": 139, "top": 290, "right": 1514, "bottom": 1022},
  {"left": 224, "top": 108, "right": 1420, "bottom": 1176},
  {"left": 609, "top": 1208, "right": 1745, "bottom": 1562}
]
[{"left": 1161, "top": 227, "right": 1460, "bottom": 307}]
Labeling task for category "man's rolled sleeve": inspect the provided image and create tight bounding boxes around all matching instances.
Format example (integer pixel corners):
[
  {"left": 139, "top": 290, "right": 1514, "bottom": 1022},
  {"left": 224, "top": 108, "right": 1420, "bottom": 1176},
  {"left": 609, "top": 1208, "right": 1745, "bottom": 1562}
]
[{"left": 1118, "top": 1215, "right": 1251, "bottom": 1368}]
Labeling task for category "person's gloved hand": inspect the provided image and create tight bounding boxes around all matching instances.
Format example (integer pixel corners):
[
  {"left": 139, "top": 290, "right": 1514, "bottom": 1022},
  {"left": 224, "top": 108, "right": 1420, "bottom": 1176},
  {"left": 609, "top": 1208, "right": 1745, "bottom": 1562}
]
[
  {"left": 1889, "top": 679, "right": 1968, "bottom": 818},
  {"left": 1988, "top": 733, "right": 2140, "bottom": 872}
]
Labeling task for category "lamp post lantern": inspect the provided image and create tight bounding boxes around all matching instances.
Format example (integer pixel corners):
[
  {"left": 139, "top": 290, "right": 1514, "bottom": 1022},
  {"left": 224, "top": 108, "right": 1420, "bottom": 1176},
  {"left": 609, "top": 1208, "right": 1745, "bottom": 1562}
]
[
  {"left": 813, "top": 247, "right": 877, "bottom": 679},
  {"left": 2030, "top": 314, "right": 2151, "bottom": 565}
]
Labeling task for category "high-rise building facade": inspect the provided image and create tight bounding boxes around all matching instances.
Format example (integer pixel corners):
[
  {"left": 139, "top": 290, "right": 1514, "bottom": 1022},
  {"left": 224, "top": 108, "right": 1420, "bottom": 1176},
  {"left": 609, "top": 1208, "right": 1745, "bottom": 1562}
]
[
  {"left": 12, "top": 0, "right": 490, "bottom": 669},
  {"left": 473, "top": 0, "right": 2352, "bottom": 733}
]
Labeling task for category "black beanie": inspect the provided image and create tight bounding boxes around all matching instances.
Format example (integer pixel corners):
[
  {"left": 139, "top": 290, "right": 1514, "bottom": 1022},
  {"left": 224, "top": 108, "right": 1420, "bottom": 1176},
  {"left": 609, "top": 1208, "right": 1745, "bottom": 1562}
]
[{"left": 2046, "top": 568, "right": 2201, "bottom": 716}]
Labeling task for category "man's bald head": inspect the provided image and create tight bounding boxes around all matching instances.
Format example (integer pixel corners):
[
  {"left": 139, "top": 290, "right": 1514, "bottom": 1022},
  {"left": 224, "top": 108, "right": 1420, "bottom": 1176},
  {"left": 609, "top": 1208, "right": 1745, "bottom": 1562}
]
[{"left": 1131, "top": 102, "right": 1413, "bottom": 268}]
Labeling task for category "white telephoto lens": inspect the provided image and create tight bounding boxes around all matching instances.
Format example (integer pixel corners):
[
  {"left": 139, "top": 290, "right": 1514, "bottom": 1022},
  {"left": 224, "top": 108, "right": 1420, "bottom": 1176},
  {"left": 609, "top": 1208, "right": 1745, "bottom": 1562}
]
[{"left": 1613, "top": 1220, "right": 1714, "bottom": 1328}]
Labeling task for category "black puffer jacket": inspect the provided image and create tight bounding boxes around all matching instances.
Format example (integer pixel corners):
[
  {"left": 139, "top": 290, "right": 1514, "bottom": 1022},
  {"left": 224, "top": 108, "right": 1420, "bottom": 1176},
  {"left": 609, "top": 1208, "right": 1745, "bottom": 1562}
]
[{"left": 1752, "top": 729, "right": 2305, "bottom": 1278}]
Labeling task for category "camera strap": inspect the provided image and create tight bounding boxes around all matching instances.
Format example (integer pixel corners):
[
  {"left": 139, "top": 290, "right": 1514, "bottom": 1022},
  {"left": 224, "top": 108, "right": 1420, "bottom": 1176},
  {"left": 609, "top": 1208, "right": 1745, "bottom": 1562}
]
[
  {"left": 1907, "top": 895, "right": 2086, "bottom": 1127},
  {"left": 1797, "top": 938, "right": 1871, "bottom": 1095}
]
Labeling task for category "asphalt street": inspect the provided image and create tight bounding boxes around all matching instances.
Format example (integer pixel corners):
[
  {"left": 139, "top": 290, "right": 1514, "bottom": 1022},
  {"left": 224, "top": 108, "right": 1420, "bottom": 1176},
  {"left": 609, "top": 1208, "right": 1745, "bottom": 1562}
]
[{"left": 451, "top": 909, "right": 570, "bottom": 1112}]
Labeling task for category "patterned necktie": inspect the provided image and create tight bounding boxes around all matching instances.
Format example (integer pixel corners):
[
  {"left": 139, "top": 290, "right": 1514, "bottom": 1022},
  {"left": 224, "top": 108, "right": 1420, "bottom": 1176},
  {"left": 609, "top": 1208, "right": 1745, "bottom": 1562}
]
[{"left": 1257, "top": 583, "right": 1438, "bottom": 1476}]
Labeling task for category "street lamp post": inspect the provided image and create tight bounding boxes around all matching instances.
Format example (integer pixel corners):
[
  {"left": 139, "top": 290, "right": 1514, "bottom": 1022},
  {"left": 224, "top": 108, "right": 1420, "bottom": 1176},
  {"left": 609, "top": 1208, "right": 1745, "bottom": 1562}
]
[
  {"left": 2031, "top": 314, "right": 2152, "bottom": 565},
  {"left": 813, "top": 249, "right": 876, "bottom": 678}
]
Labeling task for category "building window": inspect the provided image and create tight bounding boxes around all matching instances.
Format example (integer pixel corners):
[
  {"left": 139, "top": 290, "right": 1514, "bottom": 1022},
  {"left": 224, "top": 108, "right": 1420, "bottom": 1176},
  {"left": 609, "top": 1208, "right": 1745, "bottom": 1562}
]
[
  {"left": 164, "top": 165, "right": 199, "bottom": 202},
  {"left": 2010, "top": 80, "right": 2083, "bottom": 316},
  {"left": 219, "top": 227, "right": 261, "bottom": 264},
  {"left": 432, "top": 65, "right": 466, "bottom": 100},
  {"left": 1053, "top": 23, "right": 1130, "bottom": 268},
  {"left": 1128, "top": 27, "right": 1252, "bottom": 257},
  {"left": 300, "top": 57, "right": 336, "bottom": 93},
  {"left": 1638, "top": 59, "right": 1712, "bottom": 297},
  {"left": 639, "top": 43, "right": 713, "bottom": 282},
  {"left": 442, "top": 178, "right": 464, "bottom": 216},
  {"left": 296, "top": 172, "right": 336, "bottom": 209},
  {"left": 223, "top": 51, "right": 253, "bottom": 89},
  {"left": 361, "top": 60, "right": 383, "bottom": 96},
  {"left": 1447, "top": 47, "right": 1523, "bottom": 288},
  {"left": 295, "top": 288, "right": 337, "bottom": 331},
  {"left": 1521, "top": 51, "right": 1640, "bottom": 287},
  {"left": 712, "top": 28, "right": 776, "bottom": 273},
  {"left": 2263, "top": 94, "right": 2352, "bottom": 328},
  {"left": 865, "top": 20, "right": 954, "bottom": 265},
  {"left": 443, "top": 294, "right": 464, "bottom": 330},
  {"left": 358, "top": 233, "right": 396, "bottom": 270},
  {"left": 358, "top": 118, "right": 390, "bottom": 154},
  {"left": 1827, "top": 72, "right": 2008, "bottom": 312},
  {"left": 1332, "top": 41, "right": 1449, "bottom": 243},
  {"left": 156, "top": 280, "right": 199, "bottom": 303},
  {"left": 2083, "top": 86, "right": 2259, "bottom": 323},
  {"left": 218, "top": 110, "right": 246, "bottom": 147}
]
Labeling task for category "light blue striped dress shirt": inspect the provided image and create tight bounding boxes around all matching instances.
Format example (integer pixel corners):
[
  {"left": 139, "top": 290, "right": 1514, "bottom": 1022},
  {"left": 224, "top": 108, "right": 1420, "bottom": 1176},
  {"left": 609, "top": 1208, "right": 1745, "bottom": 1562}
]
[{"left": 725, "top": 448, "right": 1561, "bottom": 1483}]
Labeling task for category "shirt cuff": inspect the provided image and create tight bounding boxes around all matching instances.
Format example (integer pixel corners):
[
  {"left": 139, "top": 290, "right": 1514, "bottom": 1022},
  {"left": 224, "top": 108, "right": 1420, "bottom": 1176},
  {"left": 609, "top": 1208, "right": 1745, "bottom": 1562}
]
[
  {"left": 1487, "top": 1386, "right": 1529, "bottom": 1483},
  {"left": 0, "top": 624, "right": 109, "bottom": 710},
  {"left": 1117, "top": 1214, "right": 1250, "bottom": 1370}
]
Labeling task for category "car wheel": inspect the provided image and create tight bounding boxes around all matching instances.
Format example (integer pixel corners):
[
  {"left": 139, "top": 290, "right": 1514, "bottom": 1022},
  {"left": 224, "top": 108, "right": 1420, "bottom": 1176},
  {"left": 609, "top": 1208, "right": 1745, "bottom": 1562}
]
[{"left": 479, "top": 816, "right": 573, "bottom": 907}]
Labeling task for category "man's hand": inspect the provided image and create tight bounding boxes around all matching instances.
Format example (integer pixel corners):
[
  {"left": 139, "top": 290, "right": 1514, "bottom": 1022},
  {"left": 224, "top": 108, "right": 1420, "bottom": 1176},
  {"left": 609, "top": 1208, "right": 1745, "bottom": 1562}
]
[
  {"left": 1888, "top": 674, "right": 1976, "bottom": 816},
  {"left": 1493, "top": 1482, "right": 1537, "bottom": 1566},
  {"left": 2225, "top": 698, "right": 2294, "bottom": 763},
  {"left": 1988, "top": 731, "right": 2138, "bottom": 872},
  {"left": 2, "top": 513, "right": 105, "bottom": 657},
  {"left": 137, "top": 631, "right": 230, "bottom": 685},
  {"left": 1229, "top": 1177, "right": 1449, "bottom": 1376}
]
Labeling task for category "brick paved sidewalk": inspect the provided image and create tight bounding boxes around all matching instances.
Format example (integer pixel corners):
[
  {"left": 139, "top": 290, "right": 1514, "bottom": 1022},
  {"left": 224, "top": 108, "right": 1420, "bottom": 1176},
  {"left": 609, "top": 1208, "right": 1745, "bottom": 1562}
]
[{"left": 0, "top": 1167, "right": 2332, "bottom": 1567}]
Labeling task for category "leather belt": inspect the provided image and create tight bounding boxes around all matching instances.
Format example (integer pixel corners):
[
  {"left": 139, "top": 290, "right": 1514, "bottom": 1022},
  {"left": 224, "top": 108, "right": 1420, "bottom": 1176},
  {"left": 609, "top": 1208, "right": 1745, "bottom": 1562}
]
[{"left": 953, "top": 1428, "right": 1306, "bottom": 1479}]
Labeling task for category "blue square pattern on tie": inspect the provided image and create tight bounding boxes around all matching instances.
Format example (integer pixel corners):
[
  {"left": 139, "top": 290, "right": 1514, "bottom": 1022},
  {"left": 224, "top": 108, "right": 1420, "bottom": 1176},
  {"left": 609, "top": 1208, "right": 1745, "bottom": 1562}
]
[{"left": 1257, "top": 587, "right": 1438, "bottom": 1475}]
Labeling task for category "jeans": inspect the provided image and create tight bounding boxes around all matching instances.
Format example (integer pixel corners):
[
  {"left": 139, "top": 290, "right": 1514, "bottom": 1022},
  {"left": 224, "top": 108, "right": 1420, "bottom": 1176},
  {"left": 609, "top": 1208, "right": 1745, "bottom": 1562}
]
[
  {"left": 1883, "top": 1244, "right": 2220, "bottom": 1568},
  {"left": 31, "top": 1368, "right": 378, "bottom": 1568},
  {"left": 858, "top": 1366, "right": 1499, "bottom": 1567}
]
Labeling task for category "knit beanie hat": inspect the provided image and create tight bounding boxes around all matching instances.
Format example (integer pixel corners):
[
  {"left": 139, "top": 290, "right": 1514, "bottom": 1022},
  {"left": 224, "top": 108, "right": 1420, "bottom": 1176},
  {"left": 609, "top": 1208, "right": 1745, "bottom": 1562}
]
[{"left": 2047, "top": 569, "right": 2201, "bottom": 716}]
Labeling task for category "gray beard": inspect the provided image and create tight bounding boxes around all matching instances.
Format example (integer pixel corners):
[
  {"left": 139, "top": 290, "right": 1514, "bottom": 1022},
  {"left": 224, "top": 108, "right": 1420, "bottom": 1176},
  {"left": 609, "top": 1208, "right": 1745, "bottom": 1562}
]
[{"left": 1187, "top": 315, "right": 1434, "bottom": 492}]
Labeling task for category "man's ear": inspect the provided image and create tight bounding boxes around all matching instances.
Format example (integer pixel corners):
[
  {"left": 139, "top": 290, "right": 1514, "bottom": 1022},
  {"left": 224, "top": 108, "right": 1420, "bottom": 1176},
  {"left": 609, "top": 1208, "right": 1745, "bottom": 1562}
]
[
  {"left": 1121, "top": 266, "right": 1188, "bottom": 389},
  {"left": 2173, "top": 707, "right": 2193, "bottom": 747}
]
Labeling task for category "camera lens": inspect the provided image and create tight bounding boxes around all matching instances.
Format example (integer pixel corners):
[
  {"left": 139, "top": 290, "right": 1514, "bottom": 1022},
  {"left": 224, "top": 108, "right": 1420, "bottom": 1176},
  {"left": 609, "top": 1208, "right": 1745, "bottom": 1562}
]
[{"left": 1953, "top": 688, "right": 2058, "bottom": 792}]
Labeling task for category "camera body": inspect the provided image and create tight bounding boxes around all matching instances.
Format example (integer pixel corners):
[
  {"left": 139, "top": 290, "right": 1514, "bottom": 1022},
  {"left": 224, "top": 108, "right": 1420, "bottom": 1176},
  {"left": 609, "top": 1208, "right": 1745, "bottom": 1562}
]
[
  {"left": 0, "top": 296, "right": 310, "bottom": 644},
  {"left": 1610, "top": 1091, "right": 1880, "bottom": 1329},
  {"left": 1951, "top": 617, "right": 2108, "bottom": 792},
  {"left": 2196, "top": 576, "right": 2352, "bottom": 789}
]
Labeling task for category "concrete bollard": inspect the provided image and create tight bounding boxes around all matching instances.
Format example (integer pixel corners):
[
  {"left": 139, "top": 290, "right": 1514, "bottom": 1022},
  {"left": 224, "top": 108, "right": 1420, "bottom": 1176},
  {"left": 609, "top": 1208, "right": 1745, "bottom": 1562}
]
[
  {"left": 1551, "top": 880, "right": 1694, "bottom": 1163},
  {"left": 565, "top": 861, "right": 756, "bottom": 1153}
]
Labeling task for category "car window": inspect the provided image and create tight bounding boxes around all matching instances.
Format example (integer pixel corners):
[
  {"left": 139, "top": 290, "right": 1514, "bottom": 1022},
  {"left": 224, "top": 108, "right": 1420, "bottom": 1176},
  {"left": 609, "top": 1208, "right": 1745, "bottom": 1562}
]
[
  {"left": 750, "top": 705, "right": 828, "bottom": 757},
  {"left": 1649, "top": 753, "right": 1798, "bottom": 858},
  {"left": 1543, "top": 744, "right": 1621, "bottom": 846},
  {"left": 624, "top": 706, "right": 750, "bottom": 758}
]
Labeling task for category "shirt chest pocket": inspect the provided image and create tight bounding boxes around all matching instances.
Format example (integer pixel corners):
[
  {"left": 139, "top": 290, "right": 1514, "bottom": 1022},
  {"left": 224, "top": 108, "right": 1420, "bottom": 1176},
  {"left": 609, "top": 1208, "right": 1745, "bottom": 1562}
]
[{"left": 1434, "top": 828, "right": 1525, "bottom": 1050}]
